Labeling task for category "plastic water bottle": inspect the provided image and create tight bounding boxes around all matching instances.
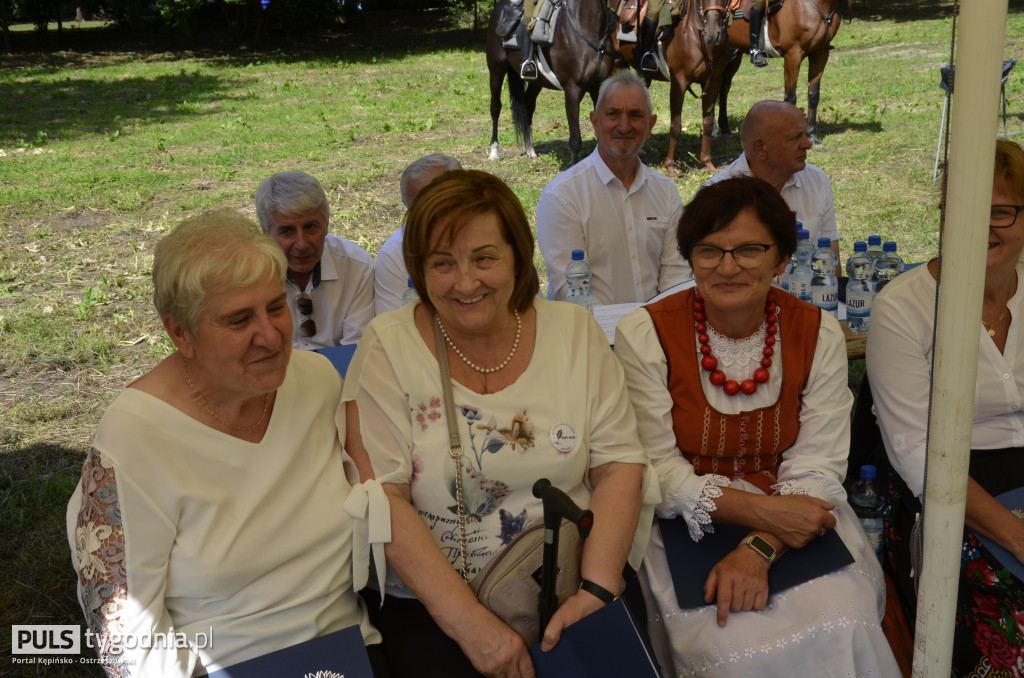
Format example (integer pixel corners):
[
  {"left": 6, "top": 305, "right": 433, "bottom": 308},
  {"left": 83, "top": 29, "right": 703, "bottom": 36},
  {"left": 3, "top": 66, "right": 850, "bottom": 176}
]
[
  {"left": 781, "top": 227, "right": 810, "bottom": 291},
  {"left": 565, "top": 249, "right": 596, "bottom": 312},
  {"left": 402, "top": 278, "right": 418, "bottom": 305},
  {"left": 786, "top": 228, "right": 814, "bottom": 300},
  {"left": 866, "top": 235, "right": 884, "bottom": 265},
  {"left": 851, "top": 464, "right": 885, "bottom": 557},
  {"left": 809, "top": 237, "right": 838, "bottom": 317},
  {"left": 845, "top": 241, "right": 874, "bottom": 332},
  {"left": 873, "top": 241, "right": 905, "bottom": 294}
]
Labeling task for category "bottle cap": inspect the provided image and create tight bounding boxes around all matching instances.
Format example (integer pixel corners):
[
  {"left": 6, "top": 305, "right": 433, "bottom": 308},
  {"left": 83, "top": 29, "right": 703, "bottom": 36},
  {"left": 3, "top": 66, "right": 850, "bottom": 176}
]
[
  {"left": 797, "top": 229, "right": 810, "bottom": 240},
  {"left": 868, "top": 235, "right": 882, "bottom": 246},
  {"left": 883, "top": 241, "right": 897, "bottom": 252},
  {"left": 817, "top": 237, "right": 831, "bottom": 248},
  {"left": 853, "top": 241, "right": 867, "bottom": 252},
  {"left": 860, "top": 464, "right": 877, "bottom": 479},
  {"left": 571, "top": 249, "right": 585, "bottom": 261}
]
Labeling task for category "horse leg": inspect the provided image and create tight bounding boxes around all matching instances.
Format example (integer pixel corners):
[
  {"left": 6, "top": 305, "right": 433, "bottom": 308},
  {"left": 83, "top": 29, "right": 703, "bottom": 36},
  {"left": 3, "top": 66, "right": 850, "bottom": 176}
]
[
  {"left": 805, "top": 47, "right": 830, "bottom": 145},
  {"left": 524, "top": 83, "right": 541, "bottom": 159},
  {"left": 715, "top": 50, "right": 742, "bottom": 138},
  {"left": 665, "top": 77, "right": 687, "bottom": 179},
  {"left": 563, "top": 84, "right": 584, "bottom": 165},
  {"left": 701, "top": 63, "right": 729, "bottom": 170},
  {"left": 782, "top": 49, "right": 804, "bottom": 107},
  {"left": 488, "top": 63, "right": 507, "bottom": 161}
]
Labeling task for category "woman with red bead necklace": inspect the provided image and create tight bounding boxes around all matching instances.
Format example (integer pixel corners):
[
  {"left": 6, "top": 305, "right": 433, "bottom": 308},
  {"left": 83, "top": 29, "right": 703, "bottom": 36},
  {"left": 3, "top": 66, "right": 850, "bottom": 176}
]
[{"left": 615, "top": 176, "right": 899, "bottom": 677}]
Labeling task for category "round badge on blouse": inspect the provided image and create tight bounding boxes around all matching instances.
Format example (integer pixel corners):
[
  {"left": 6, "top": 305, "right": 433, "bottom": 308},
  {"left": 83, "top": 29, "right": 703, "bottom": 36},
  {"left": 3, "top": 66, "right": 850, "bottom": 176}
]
[{"left": 549, "top": 423, "right": 578, "bottom": 454}]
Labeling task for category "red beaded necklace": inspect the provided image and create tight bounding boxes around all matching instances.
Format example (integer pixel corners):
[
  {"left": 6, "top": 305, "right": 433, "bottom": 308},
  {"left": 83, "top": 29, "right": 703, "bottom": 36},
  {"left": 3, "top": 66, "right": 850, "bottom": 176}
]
[{"left": 693, "top": 291, "right": 778, "bottom": 396}]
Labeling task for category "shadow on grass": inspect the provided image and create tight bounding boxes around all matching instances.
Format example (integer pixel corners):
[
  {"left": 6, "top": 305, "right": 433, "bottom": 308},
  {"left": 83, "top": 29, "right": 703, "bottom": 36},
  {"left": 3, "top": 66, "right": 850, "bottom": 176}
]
[
  {"left": 0, "top": 443, "right": 103, "bottom": 676},
  {"left": 0, "top": 70, "right": 243, "bottom": 147}
]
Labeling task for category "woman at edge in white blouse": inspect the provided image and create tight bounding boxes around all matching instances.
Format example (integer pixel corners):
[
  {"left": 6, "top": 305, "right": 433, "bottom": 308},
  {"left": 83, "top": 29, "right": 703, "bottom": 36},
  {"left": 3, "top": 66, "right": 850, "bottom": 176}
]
[
  {"left": 66, "top": 210, "right": 382, "bottom": 676},
  {"left": 867, "top": 138, "right": 1024, "bottom": 675}
]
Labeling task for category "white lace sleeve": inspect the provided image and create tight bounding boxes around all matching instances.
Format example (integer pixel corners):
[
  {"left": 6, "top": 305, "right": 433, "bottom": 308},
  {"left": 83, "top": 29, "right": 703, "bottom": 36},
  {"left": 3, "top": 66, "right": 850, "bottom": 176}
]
[
  {"left": 616, "top": 308, "right": 733, "bottom": 540},
  {"left": 69, "top": 447, "right": 197, "bottom": 677}
]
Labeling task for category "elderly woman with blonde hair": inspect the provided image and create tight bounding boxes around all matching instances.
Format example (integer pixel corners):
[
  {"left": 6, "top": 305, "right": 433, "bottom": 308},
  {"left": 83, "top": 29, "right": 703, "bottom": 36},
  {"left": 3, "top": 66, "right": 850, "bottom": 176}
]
[{"left": 67, "top": 209, "right": 383, "bottom": 676}]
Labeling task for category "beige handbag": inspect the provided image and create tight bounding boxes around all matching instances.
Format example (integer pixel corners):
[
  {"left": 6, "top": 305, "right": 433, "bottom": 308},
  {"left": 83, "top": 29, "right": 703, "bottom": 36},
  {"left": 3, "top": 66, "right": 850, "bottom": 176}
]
[{"left": 432, "top": 315, "right": 584, "bottom": 647}]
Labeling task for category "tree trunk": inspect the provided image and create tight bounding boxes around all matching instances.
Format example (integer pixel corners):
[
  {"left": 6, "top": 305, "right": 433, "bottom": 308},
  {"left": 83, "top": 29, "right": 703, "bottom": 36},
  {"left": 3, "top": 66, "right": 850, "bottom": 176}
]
[
  {"left": 0, "top": 0, "right": 9, "bottom": 55},
  {"left": 76, "top": 6, "right": 84, "bottom": 22}
]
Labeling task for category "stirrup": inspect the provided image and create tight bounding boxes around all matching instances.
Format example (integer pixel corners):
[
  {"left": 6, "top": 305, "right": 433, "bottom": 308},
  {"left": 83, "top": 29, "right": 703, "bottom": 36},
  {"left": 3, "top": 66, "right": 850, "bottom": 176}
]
[
  {"left": 750, "top": 49, "right": 768, "bottom": 68},
  {"left": 640, "top": 51, "right": 659, "bottom": 74},
  {"left": 520, "top": 60, "right": 538, "bottom": 80}
]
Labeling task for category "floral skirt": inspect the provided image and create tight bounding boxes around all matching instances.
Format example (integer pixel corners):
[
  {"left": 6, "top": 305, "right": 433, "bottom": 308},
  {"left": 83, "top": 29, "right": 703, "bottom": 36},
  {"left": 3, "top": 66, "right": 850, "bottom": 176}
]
[
  {"left": 954, "top": 524, "right": 1024, "bottom": 676},
  {"left": 885, "top": 446, "right": 1024, "bottom": 676}
]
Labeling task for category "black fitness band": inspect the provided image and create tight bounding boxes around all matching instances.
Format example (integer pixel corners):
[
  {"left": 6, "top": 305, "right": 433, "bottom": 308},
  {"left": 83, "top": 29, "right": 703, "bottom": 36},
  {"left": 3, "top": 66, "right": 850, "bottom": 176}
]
[{"left": 579, "top": 578, "right": 618, "bottom": 604}]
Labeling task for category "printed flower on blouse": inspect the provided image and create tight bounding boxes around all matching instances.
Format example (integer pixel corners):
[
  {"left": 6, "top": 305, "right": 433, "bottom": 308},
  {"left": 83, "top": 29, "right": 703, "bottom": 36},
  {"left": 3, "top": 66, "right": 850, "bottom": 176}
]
[
  {"left": 447, "top": 461, "right": 510, "bottom": 522},
  {"left": 476, "top": 411, "right": 535, "bottom": 455},
  {"left": 499, "top": 507, "right": 528, "bottom": 545},
  {"left": 414, "top": 398, "right": 443, "bottom": 432},
  {"left": 457, "top": 406, "right": 534, "bottom": 469}
]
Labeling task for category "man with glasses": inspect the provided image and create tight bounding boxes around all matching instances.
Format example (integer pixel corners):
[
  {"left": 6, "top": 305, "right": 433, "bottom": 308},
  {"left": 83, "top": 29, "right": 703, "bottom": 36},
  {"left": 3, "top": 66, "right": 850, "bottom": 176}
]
[
  {"left": 706, "top": 100, "right": 840, "bottom": 263},
  {"left": 256, "top": 171, "right": 374, "bottom": 349},
  {"left": 537, "top": 71, "right": 690, "bottom": 305}
]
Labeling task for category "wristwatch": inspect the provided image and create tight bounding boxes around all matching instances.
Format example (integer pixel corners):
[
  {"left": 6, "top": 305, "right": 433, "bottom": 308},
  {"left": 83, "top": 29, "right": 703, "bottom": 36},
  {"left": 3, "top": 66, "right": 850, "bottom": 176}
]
[{"left": 741, "top": 535, "right": 777, "bottom": 564}]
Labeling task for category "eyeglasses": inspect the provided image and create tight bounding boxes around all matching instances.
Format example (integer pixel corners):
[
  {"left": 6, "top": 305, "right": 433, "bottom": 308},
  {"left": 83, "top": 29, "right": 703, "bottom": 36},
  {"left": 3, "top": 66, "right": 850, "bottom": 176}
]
[
  {"left": 691, "top": 243, "right": 776, "bottom": 269},
  {"left": 991, "top": 205, "right": 1024, "bottom": 228},
  {"left": 296, "top": 293, "right": 316, "bottom": 338}
]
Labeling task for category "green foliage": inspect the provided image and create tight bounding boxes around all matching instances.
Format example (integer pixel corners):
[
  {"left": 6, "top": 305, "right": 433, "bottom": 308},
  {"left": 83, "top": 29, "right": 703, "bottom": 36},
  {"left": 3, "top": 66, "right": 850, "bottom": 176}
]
[{"left": 156, "top": 0, "right": 203, "bottom": 30}]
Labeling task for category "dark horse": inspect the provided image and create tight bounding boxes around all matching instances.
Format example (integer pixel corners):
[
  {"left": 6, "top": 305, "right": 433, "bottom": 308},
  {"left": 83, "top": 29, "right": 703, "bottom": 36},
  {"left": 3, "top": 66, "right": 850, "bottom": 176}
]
[
  {"left": 486, "top": 0, "right": 620, "bottom": 164},
  {"left": 703, "top": 0, "right": 842, "bottom": 143},
  {"left": 627, "top": 0, "right": 738, "bottom": 175}
]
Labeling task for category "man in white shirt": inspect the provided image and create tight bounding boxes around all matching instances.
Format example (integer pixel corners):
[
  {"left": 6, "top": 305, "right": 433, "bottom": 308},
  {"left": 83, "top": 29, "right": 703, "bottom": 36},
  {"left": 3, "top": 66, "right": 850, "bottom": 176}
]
[
  {"left": 256, "top": 171, "right": 374, "bottom": 349},
  {"left": 537, "top": 71, "right": 690, "bottom": 305},
  {"left": 374, "top": 153, "right": 462, "bottom": 315},
  {"left": 705, "top": 100, "right": 840, "bottom": 260}
]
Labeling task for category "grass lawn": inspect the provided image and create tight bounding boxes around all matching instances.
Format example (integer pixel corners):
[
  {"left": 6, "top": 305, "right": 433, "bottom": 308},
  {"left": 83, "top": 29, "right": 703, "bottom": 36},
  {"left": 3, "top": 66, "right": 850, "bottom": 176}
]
[{"left": 2, "top": 1, "right": 1024, "bottom": 673}]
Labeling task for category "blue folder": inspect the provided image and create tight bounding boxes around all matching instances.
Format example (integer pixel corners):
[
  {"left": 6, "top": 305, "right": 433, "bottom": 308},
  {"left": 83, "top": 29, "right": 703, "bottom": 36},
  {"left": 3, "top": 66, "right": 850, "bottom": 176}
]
[
  {"left": 659, "top": 518, "right": 855, "bottom": 609},
  {"left": 529, "top": 597, "right": 663, "bottom": 677},
  {"left": 206, "top": 626, "right": 372, "bottom": 678},
  {"left": 971, "top": 486, "right": 1024, "bottom": 582},
  {"left": 314, "top": 343, "right": 358, "bottom": 378}
]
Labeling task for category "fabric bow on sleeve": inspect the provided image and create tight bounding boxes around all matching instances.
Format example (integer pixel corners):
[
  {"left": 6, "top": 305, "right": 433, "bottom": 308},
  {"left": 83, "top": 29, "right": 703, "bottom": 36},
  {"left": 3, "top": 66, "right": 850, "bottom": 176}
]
[{"left": 343, "top": 478, "right": 391, "bottom": 602}]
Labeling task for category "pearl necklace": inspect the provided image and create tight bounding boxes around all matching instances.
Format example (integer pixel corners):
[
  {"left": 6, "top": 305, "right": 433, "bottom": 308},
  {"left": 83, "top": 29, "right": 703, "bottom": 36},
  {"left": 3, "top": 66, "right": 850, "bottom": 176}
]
[
  {"left": 435, "top": 310, "right": 522, "bottom": 374},
  {"left": 694, "top": 291, "right": 777, "bottom": 396},
  {"left": 182, "top": 356, "right": 271, "bottom": 431}
]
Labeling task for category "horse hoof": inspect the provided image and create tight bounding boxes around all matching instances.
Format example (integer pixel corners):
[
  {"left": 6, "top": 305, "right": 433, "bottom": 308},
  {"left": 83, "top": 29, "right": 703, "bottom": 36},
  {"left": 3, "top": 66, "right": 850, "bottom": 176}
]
[{"left": 527, "top": 149, "right": 538, "bottom": 159}]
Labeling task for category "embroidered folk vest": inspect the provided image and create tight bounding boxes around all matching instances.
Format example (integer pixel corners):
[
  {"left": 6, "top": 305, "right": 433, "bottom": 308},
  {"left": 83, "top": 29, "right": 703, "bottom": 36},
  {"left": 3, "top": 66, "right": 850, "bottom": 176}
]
[{"left": 646, "top": 288, "right": 821, "bottom": 494}]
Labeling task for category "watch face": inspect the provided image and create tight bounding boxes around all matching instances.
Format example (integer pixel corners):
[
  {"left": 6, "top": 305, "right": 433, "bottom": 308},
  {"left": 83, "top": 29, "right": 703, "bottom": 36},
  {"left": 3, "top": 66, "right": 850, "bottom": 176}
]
[{"left": 746, "top": 535, "right": 776, "bottom": 561}]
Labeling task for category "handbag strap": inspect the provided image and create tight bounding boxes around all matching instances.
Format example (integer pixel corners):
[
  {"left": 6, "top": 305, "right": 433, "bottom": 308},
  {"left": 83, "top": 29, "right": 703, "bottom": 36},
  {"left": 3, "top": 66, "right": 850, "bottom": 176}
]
[{"left": 432, "top": 314, "right": 471, "bottom": 583}]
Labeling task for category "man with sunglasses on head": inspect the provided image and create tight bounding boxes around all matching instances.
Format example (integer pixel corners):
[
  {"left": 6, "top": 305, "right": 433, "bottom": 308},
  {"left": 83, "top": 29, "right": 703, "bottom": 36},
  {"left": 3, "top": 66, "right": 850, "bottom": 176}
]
[{"left": 256, "top": 171, "right": 374, "bottom": 349}]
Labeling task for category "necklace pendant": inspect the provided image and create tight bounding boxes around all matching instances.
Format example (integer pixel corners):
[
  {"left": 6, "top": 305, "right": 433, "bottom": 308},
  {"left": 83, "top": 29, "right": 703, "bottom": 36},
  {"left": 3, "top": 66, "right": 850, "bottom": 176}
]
[{"left": 989, "top": 327, "right": 997, "bottom": 337}]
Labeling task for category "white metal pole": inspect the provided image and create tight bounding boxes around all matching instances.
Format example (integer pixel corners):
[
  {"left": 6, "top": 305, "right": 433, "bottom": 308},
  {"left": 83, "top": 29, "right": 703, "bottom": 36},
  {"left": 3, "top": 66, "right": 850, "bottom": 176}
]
[{"left": 913, "top": 1, "right": 1008, "bottom": 675}]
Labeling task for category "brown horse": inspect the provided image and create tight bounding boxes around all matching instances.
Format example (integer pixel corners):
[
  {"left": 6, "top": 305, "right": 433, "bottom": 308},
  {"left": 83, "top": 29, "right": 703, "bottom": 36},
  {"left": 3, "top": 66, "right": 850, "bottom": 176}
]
[
  {"left": 703, "top": 0, "right": 842, "bottom": 143},
  {"left": 625, "top": 0, "right": 737, "bottom": 175},
  {"left": 486, "top": 0, "right": 622, "bottom": 164}
]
